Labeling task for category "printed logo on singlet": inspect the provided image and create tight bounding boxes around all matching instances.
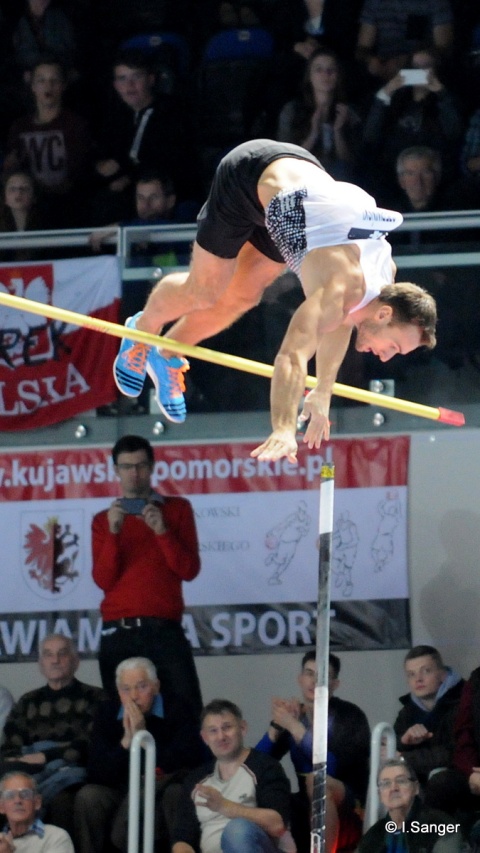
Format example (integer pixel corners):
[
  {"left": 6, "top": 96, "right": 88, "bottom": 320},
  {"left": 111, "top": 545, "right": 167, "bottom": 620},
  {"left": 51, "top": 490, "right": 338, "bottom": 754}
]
[
  {"left": 348, "top": 227, "right": 389, "bottom": 239},
  {"left": 348, "top": 207, "right": 403, "bottom": 239}
]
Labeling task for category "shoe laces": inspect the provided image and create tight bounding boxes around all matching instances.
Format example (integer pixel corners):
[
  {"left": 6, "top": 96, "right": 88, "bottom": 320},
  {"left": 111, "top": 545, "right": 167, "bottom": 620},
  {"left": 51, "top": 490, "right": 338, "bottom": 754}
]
[
  {"left": 166, "top": 360, "right": 189, "bottom": 396},
  {"left": 123, "top": 343, "right": 149, "bottom": 375}
]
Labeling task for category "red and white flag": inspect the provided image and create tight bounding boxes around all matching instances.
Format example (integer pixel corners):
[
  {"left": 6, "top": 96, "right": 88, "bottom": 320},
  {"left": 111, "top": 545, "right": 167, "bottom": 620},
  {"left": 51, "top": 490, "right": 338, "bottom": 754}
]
[{"left": 0, "top": 256, "right": 121, "bottom": 430}]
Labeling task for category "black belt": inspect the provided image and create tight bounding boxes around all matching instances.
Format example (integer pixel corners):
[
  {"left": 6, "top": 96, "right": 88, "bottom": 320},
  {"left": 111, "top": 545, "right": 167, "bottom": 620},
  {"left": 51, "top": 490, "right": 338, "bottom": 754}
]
[{"left": 102, "top": 616, "right": 176, "bottom": 630}]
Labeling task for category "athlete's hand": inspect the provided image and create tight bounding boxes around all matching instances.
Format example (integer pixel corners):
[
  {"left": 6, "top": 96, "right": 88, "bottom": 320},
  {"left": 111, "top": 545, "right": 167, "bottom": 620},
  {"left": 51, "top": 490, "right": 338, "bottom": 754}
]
[
  {"left": 299, "top": 391, "right": 331, "bottom": 448},
  {"left": 251, "top": 429, "right": 298, "bottom": 464}
]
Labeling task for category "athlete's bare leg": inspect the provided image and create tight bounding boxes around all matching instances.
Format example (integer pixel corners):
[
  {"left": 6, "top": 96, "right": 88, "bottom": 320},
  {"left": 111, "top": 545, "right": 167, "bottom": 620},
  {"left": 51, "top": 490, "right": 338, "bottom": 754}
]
[
  {"left": 163, "top": 242, "right": 286, "bottom": 347},
  {"left": 136, "top": 241, "right": 237, "bottom": 335},
  {"left": 137, "top": 241, "right": 285, "bottom": 345}
]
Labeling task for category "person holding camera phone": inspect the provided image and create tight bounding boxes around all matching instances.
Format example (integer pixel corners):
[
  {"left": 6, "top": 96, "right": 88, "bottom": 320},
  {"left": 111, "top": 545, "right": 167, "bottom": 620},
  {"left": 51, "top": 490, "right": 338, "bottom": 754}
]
[
  {"left": 360, "top": 45, "right": 463, "bottom": 200},
  {"left": 91, "top": 434, "right": 203, "bottom": 719}
]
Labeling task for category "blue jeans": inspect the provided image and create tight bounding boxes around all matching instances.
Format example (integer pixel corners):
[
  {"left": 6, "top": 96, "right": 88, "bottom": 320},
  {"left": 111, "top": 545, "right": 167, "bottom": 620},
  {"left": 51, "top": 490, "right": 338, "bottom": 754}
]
[{"left": 221, "top": 818, "right": 279, "bottom": 853}]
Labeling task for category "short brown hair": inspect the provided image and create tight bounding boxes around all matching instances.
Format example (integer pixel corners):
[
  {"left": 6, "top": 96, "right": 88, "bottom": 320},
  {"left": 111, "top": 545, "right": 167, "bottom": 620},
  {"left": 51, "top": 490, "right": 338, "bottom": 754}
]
[
  {"left": 201, "top": 699, "right": 243, "bottom": 725},
  {"left": 379, "top": 282, "right": 437, "bottom": 349},
  {"left": 404, "top": 644, "right": 444, "bottom": 669}
]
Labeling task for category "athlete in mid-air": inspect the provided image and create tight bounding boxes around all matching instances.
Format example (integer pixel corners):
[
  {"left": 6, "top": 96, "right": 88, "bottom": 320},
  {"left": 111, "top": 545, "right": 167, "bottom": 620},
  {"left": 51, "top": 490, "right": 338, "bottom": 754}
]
[{"left": 113, "top": 139, "right": 436, "bottom": 461}]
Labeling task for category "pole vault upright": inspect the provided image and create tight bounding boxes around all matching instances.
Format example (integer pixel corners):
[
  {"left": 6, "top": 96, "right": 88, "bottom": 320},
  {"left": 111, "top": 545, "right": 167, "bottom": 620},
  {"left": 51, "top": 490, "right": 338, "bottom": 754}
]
[{"left": 311, "top": 450, "right": 335, "bottom": 853}]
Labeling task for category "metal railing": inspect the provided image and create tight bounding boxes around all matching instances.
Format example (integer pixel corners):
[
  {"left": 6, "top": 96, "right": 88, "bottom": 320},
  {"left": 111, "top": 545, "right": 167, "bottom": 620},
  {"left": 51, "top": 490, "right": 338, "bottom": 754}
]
[
  {"left": 128, "top": 729, "right": 156, "bottom": 853},
  {"left": 363, "top": 722, "right": 397, "bottom": 832},
  {"left": 0, "top": 211, "right": 479, "bottom": 275}
]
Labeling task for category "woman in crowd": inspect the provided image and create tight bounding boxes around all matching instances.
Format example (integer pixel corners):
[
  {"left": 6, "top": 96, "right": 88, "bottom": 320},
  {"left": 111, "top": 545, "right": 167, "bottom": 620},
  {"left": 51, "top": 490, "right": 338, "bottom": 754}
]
[
  {"left": 0, "top": 169, "right": 51, "bottom": 260},
  {"left": 276, "top": 46, "right": 361, "bottom": 181}
]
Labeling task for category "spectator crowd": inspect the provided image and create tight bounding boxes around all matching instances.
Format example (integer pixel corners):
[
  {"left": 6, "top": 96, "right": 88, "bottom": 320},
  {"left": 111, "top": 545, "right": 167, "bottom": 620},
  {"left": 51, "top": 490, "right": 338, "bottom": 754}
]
[
  {"left": 0, "top": 0, "right": 479, "bottom": 234},
  {"left": 0, "top": 3, "right": 480, "bottom": 850},
  {"left": 3, "top": 635, "right": 480, "bottom": 853},
  {"left": 0, "top": 0, "right": 479, "bottom": 416},
  {"left": 0, "top": 440, "right": 478, "bottom": 853}
]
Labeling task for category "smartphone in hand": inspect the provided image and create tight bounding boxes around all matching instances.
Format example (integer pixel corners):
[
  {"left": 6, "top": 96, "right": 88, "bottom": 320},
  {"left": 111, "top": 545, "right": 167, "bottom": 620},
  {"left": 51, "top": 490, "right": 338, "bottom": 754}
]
[
  {"left": 119, "top": 498, "right": 148, "bottom": 515},
  {"left": 401, "top": 68, "right": 428, "bottom": 85}
]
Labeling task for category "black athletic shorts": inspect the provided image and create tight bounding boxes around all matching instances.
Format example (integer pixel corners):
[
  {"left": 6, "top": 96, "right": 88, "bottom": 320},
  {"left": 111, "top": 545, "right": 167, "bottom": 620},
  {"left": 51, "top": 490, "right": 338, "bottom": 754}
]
[{"left": 195, "top": 139, "right": 324, "bottom": 262}]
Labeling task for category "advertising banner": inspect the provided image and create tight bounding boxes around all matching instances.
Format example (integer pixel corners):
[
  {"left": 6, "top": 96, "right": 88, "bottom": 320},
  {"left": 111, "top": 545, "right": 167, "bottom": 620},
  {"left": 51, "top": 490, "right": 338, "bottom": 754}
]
[{"left": 0, "top": 436, "right": 410, "bottom": 659}]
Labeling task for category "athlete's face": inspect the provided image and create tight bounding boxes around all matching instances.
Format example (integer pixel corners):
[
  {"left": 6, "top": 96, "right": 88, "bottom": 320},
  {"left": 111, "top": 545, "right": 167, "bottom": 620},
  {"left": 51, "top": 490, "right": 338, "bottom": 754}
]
[{"left": 355, "top": 315, "right": 422, "bottom": 362}]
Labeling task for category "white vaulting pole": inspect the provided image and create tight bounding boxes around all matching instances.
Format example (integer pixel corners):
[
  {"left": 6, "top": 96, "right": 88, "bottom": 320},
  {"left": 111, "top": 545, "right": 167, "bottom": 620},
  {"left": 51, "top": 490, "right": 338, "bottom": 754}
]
[{"left": 311, "top": 452, "right": 335, "bottom": 853}]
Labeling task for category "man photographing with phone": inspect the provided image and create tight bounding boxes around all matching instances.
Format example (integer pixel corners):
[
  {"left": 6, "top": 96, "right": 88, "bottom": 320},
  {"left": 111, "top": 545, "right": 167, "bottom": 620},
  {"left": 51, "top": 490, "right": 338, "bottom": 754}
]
[{"left": 91, "top": 435, "right": 203, "bottom": 719}]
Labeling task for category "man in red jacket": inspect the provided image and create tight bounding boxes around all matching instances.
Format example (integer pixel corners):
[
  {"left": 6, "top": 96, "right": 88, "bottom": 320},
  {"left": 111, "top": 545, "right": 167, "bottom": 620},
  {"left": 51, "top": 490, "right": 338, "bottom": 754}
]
[{"left": 92, "top": 434, "right": 202, "bottom": 717}]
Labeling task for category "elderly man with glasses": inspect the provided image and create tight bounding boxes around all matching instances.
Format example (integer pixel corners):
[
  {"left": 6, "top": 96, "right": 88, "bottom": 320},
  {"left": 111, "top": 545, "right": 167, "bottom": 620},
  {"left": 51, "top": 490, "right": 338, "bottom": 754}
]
[
  {"left": 357, "top": 758, "right": 462, "bottom": 853},
  {"left": 0, "top": 771, "right": 74, "bottom": 852},
  {"left": 92, "top": 434, "right": 202, "bottom": 717}
]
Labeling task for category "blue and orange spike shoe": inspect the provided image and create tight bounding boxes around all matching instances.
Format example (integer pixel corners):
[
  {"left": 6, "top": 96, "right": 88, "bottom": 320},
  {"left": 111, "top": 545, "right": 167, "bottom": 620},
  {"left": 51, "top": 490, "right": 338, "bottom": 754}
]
[
  {"left": 113, "top": 313, "right": 150, "bottom": 397},
  {"left": 147, "top": 348, "right": 189, "bottom": 423}
]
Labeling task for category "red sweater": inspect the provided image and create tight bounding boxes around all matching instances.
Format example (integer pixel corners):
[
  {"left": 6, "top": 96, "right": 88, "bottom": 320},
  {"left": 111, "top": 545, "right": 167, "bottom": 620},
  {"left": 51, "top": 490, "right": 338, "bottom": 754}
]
[{"left": 92, "top": 497, "right": 200, "bottom": 621}]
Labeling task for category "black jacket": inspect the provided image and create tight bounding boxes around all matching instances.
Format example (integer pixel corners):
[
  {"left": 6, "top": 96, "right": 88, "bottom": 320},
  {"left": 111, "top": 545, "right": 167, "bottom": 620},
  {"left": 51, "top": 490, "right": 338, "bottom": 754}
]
[
  {"left": 87, "top": 693, "right": 206, "bottom": 790},
  {"left": 394, "top": 677, "right": 464, "bottom": 784},
  {"left": 358, "top": 797, "right": 461, "bottom": 853}
]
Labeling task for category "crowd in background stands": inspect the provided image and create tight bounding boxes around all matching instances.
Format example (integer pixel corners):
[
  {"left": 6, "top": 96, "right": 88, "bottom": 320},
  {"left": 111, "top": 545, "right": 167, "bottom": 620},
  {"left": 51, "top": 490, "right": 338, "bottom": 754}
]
[
  {"left": 0, "top": 0, "right": 480, "bottom": 235},
  {"left": 1, "top": 0, "right": 480, "bottom": 415}
]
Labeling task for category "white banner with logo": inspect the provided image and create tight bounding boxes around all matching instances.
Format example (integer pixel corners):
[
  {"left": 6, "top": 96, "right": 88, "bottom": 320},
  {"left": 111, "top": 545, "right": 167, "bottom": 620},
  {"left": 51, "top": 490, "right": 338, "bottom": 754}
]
[{"left": 0, "top": 437, "right": 410, "bottom": 659}]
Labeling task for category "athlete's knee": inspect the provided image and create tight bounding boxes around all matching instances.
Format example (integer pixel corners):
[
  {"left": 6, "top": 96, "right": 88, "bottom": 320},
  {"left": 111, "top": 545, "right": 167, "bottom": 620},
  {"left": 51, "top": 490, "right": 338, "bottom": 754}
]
[{"left": 147, "top": 270, "right": 223, "bottom": 312}]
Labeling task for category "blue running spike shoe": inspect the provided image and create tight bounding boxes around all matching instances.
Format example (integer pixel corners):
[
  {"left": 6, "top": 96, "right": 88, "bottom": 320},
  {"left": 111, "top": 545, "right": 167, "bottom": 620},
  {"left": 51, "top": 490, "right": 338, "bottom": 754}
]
[
  {"left": 147, "top": 348, "right": 189, "bottom": 423},
  {"left": 113, "top": 313, "right": 150, "bottom": 397}
]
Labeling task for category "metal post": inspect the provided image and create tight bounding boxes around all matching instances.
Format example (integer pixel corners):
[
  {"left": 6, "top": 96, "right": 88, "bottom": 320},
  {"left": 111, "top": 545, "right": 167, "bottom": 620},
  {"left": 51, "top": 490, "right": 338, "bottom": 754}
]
[
  {"left": 311, "top": 452, "right": 335, "bottom": 853},
  {"left": 128, "top": 729, "right": 156, "bottom": 853},
  {"left": 363, "top": 722, "right": 397, "bottom": 831}
]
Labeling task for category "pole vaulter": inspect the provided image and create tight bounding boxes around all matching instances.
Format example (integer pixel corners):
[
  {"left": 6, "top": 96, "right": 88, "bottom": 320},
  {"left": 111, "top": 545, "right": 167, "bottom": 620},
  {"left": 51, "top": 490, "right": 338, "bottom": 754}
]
[{"left": 0, "top": 290, "right": 465, "bottom": 427}]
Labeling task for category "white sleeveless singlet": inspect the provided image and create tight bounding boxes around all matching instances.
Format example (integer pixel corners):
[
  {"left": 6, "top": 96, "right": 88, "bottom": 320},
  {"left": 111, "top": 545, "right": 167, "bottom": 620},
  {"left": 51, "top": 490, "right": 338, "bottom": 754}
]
[{"left": 264, "top": 171, "right": 403, "bottom": 309}]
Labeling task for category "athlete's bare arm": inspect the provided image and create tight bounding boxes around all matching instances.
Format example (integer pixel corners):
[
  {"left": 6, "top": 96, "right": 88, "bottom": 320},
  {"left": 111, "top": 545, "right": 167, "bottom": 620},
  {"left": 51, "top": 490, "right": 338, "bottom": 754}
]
[
  {"left": 251, "top": 245, "right": 364, "bottom": 462},
  {"left": 300, "top": 324, "right": 353, "bottom": 447},
  {"left": 251, "top": 279, "right": 353, "bottom": 463}
]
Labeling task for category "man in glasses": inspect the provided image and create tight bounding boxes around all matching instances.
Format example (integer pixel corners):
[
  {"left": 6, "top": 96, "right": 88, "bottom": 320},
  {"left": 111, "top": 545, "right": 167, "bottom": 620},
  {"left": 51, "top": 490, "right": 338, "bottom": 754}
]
[
  {"left": 358, "top": 758, "right": 461, "bottom": 853},
  {"left": 0, "top": 771, "right": 74, "bottom": 852},
  {"left": 0, "top": 635, "right": 104, "bottom": 841},
  {"left": 92, "top": 434, "right": 202, "bottom": 717}
]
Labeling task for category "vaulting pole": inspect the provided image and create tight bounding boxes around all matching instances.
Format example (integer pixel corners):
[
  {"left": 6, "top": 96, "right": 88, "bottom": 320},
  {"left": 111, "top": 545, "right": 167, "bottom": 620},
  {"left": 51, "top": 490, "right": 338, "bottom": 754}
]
[
  {"left": 311, "top": 452, "right": 335, "bottom": 853},
  {"left": 0, "top": 291, "right": 465, "bottom": 426}
]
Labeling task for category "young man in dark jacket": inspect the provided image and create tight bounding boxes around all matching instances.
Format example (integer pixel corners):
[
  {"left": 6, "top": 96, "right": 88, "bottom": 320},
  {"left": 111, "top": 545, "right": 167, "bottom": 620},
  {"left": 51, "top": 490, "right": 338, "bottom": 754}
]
[{"left": 394, "top": 644, "right": 464, "bottom": 813}]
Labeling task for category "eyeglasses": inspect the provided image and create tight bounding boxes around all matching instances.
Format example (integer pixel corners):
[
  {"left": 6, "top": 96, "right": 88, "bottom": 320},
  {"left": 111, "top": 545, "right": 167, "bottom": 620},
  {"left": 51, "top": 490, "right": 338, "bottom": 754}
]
[
  {"left": 378, "top": 776, "right": 414, "bottom": 790},
  {"left": 116, "top": 462, "right": 151, "bottom": 472},
  {"left": 1, "top": 788, "right": 35, "bottom": 801}
]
